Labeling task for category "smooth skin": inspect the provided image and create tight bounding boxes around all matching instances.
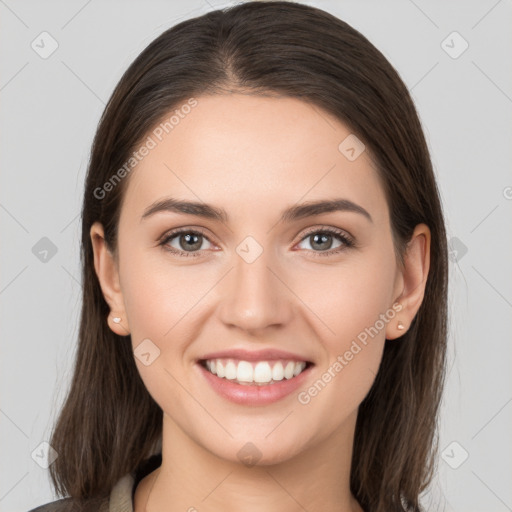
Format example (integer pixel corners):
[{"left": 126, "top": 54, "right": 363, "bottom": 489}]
[{"left": 90, "top": 93, "right": 430, "bottom": 512}]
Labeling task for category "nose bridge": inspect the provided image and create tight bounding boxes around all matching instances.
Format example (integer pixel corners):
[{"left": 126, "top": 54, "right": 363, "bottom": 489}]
[{"left": 218, "top": 242, "right": 290, "bottom": 331}]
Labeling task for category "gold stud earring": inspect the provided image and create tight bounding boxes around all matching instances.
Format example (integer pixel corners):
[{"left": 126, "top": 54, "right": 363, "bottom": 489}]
[{"left": 397, "top": 321, "right": 404, "bottom": 331}]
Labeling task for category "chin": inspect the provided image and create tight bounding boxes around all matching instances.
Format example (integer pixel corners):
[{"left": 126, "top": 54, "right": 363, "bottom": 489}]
[{"left": 200, "top": 432, "right": 310, "bottom": 468}]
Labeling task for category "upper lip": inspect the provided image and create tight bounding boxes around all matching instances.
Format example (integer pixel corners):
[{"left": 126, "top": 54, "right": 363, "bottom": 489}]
[{"left": 198, "top": 348, "right": 313, "bottom": 363}]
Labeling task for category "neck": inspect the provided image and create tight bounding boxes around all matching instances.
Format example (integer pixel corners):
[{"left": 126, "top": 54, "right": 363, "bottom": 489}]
[{"left": 136, "top": 410, "right": 363, "bottom": 512}]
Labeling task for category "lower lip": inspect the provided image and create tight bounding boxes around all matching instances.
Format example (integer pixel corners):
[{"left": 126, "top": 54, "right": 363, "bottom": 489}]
[{"left": 197, "top": 362, "right": 313, "bottom": 406}]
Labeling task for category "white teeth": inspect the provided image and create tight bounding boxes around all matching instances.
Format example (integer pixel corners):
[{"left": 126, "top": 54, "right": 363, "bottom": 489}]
[
  {"left": 272, "top": 362, "right": 284, "bottom": 381},
  {"left": 236, "top": 361, "right": 253, "bottom": 382},
  {"left": 202, "top": 358, "right": 308, "bottom": 385},
  {"left": 293, "top": 362, "right": 305, "bottom": 376},
  {"left": 254, "top": 362, "right": 272, "bottom": 383},
  {"left": 225, "top": 361, "right": 237, "bottom": 380},
  {"left": 216, "top": 360, "right": 225, "bottom": 378},
  {"left": 284, "top": 361, "right": 295, "bottom": 379}
]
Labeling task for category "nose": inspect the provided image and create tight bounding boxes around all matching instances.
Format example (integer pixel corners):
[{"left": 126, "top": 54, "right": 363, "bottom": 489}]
[{"left": 218, "top": 249, "right": 293, "bottom": 334}]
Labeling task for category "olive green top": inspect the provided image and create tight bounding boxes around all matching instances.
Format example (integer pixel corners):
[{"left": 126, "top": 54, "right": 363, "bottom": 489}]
[{"left": 27, "top": 454, "right": 161, "bottom": 512}]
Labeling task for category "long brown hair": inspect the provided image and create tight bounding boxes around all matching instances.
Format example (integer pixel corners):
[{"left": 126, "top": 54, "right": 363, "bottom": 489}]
[{"left": 48, "top": 2, "right": 448, "bottom": 511}]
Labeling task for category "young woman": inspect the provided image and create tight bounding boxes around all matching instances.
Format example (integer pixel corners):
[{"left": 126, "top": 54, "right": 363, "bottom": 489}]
[{"left": 29, "top": 2, "right": 448, "bottom": 511}]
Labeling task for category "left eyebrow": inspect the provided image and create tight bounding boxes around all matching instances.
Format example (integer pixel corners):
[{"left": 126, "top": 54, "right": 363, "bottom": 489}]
[
  {"left": 141, "top": 197, "right": 373, "bottom": 224},
  {"left": 281, "top": 198, "right": 373, "bottom": 223}
]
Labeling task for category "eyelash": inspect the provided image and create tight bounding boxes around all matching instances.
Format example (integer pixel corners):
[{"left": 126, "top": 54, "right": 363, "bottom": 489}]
[{"left": 159, "top": 226, "right": 355, "bottom": 259}]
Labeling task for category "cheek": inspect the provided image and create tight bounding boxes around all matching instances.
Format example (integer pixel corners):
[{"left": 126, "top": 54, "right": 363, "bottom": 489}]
[
  {"left": 119, "top": 247, "right": 216, "bottom": 405},
  {"left": 120, "top": 245, "right": 213, "bottom": 341},
  {"left": 294, "top": 266, "right": 393, "bottom": 429},
  {"left": 292, "top": 246, "right": 396, "bottom": 406},
  {"left": 292, "top": 248, "right": 397, "bottom": 345}
]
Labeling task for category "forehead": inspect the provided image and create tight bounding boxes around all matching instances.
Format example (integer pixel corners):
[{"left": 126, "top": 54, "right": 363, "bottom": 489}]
[{"left": 121, "top": 93, "right": 388, "bottom": 226}]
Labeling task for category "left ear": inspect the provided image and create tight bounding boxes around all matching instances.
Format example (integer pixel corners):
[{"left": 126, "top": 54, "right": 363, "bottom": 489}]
[{"left": 386, "top": 223, "right": 431, "bottom": 340}]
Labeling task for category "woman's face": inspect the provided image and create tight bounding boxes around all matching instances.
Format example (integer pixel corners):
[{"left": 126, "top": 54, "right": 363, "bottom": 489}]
[{"left": 93, "top": 93, "right": 416, "bottom": 465}]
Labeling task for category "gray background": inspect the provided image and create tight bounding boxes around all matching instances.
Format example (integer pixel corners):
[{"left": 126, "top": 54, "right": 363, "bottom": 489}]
[{"left": 1, "top": 1, "right": 511, "bottom": 511}]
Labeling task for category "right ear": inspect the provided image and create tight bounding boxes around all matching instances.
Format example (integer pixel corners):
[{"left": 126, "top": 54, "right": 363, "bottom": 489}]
[{"left": 90, "top": 221, "right": 130, "bottom": 336}]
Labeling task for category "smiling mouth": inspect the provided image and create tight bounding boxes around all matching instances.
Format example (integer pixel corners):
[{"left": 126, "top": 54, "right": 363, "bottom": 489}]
[{"left": 198, "top": 358, "right": 314, "bottom": 386}]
